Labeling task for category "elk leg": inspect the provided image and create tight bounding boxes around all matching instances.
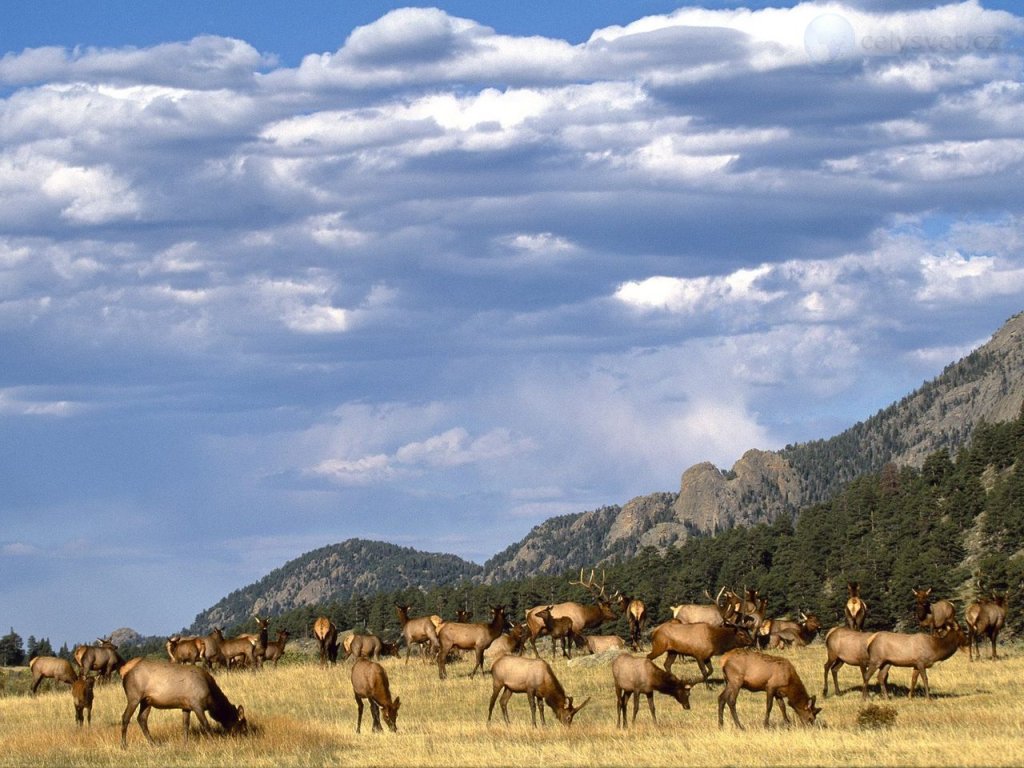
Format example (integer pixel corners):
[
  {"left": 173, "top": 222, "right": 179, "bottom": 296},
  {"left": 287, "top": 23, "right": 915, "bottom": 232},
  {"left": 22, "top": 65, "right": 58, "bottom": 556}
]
[
  {"left": 663, "top": 651, "right": 678, "bottom": 674},
  {"left": 615, "top": 688, "right": 626, "bottom": 728},
  {"left": 697, "top": 657, "right": 713, "bottom": 686},
  {"left": 646, "top": 692, "right": 657, "bottom": 724},
  {"left": 355, "top": 696, "right": 364, "bottom": 733},
  {"left": 877, "top": 664, "right": 891, "bottom": 699},
  {"left": 370, "top": 700, "right": 383, "bottom": 732},
  {"left": 30, "top": 674, "right": 43, "bottom": 695},
  {"left": 527, "top": 692, "right": 538, "bottom": 727},
  {"left": 990, "top": 632, "right": 998, "bottom": 660},
  {"left": 137, "top": 702, "right": 156, "bottom": 745},
  {"left": 763, "top": 690, "right": 774, "bottom": 727},
  {"left": 859, "top": 665, "right": 870, "bottom": 700},
  {"left": 499, "top": 688, "right": 514, "bottom": 725},
  {"left": 470, "top": 648, "right": 485, "bottom": 678},
  {"left": 909, "top": 669, "right": 919, "bottom": 699},
  {"left": 919, "top": 667, "right": 930, "bottom": 700},
  {"left": 120, "top": 698, "right": 140, "bottom": 748},
  {"left": 775, "top": 693, "right": 791, "bottom": 726},
  {"left": 181, "top": 711, "right": 191, "bottom": 744},
  {"left": 487, "top": 685, "right": 502, "bottom": 723}
]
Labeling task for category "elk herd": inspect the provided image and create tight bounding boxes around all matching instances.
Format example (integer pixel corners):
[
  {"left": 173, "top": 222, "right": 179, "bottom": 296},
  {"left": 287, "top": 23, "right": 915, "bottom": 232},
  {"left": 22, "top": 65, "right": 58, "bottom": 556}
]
[{"left": 19, "top": 571, "right": 1013, "bottom": 748}]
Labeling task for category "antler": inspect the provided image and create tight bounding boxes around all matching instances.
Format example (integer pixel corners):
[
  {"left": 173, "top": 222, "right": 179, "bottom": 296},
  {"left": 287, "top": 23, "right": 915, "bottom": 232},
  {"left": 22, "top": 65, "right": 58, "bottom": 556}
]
[{"left": 570, "top": 567, "right": 607, "bottom": 599}]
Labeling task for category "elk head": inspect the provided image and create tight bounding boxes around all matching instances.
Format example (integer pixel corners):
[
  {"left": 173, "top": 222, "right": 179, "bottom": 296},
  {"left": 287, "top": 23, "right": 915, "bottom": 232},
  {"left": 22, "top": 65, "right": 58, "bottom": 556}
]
[
  {"left": 795, "top": 695, "right": 822, "bottom": 725},
  {"left": 555, "top": 695, "right": 591, "bottom": 726}
]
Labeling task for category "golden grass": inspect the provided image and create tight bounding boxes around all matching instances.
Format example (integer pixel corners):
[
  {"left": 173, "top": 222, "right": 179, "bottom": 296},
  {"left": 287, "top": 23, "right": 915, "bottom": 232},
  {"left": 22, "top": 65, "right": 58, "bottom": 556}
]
[{"left": 2, "top": 643, "right": 1023, "bottom": 767}]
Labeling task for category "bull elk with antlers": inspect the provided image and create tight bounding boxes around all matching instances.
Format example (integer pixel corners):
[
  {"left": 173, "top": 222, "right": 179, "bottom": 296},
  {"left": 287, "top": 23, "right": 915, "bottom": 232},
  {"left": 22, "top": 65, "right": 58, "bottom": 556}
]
[
  {"left": 670, "top": 587, "right": 736, "bottom": 627},
  {"left": 913, "top": 587, "right": 956, "bottom": 633},
  {"left": 525, "top": 569, "right": 616, "bottom": 657}
]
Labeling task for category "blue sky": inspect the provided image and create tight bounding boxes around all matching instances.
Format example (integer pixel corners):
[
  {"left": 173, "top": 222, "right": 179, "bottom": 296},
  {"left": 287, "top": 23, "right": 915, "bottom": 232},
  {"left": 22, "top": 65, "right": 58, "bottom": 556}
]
[{"left": 2, "top": 1, "right": 1023, "bottom": 646}]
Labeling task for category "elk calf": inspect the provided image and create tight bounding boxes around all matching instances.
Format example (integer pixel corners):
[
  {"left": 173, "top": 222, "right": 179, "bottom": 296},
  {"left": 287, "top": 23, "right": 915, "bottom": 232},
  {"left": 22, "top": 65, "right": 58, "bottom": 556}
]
[
  {"left": 612, "top": 654, "right": 690, "bottom": 727},
  {"left": 488, "top": 655, "right": 589, "bottom": 727},
  {"left": 536, "top": 606, "right": 578, "bottom": 660},
  {"left": 263, "top": 630, "right": 290, "bottom": 666},
  {"left": 72, "top": 675, "right": 95, "bottom": 726},
  {"left": 351, "top": 659, "right": 400, "bottom": 733},
  {"left": 718, "top": 649, "right": 821, "bottom": 730}
]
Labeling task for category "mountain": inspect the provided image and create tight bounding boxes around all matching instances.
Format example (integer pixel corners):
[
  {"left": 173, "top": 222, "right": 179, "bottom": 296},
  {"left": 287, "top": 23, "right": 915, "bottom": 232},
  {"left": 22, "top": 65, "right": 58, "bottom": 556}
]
[
  {"left": 190, "top": 539, "right": 482, "bottom": 632},
  {"left": 483, "top": 312, "right": 1024, "bottom": 581}
]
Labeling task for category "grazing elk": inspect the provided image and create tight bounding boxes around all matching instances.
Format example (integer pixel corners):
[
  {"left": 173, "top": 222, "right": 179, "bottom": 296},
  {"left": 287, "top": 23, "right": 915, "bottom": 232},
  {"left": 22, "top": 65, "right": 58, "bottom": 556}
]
[
  {"left": 525, "top": 569, "right": 616, "bottom": 657},
  {"left": 913, "top": 587, "right": 956, "bottom": 633},
  {"left": 586, "top": 635, "right": 626, "bottom": 654},
  {"left": 351, "top": 659, "right": 401, "bottom": 733},
  {"left": 72, "top": 674, "right": 95, "bottom": 727},
  {"left": 614, "top": 591, "right": 648, "bottom": 651},
  {"left": 718, "top": 649, "right": 821, "bottom": 730},
  {"left": 437, "top": 605, "right": 508, "bottom": 679},
  {"left": 166, "top": 636, "right": 206, "bottom": 665},
  {"left": 822, "top": 627, "right": 872, "bottom": 698},
  {"left": 488, "top": 655, "right": 590, "bottom": 727},
  {"left": 29, "top": 656, "right": 79, "bottom": 694},
  {"left": 768, "top": 612, "right": 822, "bottom": 649},
  {"left": 864, "top": 622, "right": 966, "bottom": 699},
  {"left": 612, "top": 654, "right": 691, "bottom": 728},
  {"left": 647, "top": 621, "right": 753, "bottom": 685},
  {"left": 77, "top": 639, "right": 125, "bottom": 682},
  {"left": 119, "top": 659, "right": 247, "bottom": 748},
  {"left": 670, "top": 587, "right": 735, "bottom": 627},
  {"left": 536, "top": 606, "right": 578, "bottom": 660},
  {"left": 263, "top": 630, "right": 290, "bottom": 666},
  {"left": 845, "top": 582, "right": 867, "bottom": 630},
  {"left": 313, "top": 617, "right": 339, "bottom": 666},
  {"left": 965, "top": 593, "right": 1007, "bottom": 661},
  {"left": 395, "top": 605, "right": 440, "bottom": 664}
]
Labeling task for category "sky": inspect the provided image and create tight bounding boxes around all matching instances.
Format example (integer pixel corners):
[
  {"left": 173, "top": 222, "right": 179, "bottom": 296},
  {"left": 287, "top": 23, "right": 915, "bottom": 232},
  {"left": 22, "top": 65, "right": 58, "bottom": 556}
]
[{"left": 1, "top": 1, "right": 1023, "bottom": 647}]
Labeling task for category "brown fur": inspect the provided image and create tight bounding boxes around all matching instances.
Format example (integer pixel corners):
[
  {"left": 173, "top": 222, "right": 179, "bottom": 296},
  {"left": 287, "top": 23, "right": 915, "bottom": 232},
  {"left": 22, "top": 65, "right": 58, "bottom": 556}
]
[
  {"left": 166, "top": 636, "right": 206, "bottom": 665},
  {"left": 614, "top": 592, "right": 648, "bottom": 651},
  {"left": 351, "top": 659, "right": 400, "bottom": 733},
  {"left": 437, "top": 605, "right": 507, "bottom": 679},
  {"left": 343, "top": 633, "right": 384, "bottom": 662},
  {"left": 263, "top": 630, "right": 290, "bottom": 666},
  {"left": 488, "top": 655, "right": 589, "bottom": 727},
  {"left": 865, "top": 623, "right": 966, "bottom": 699},
  {"left": 312, "top": 617, "right": 339, "bottom": 666},
  {"left": 76, "top": 640, "right": 124, "bottom": 683},
  {"left": 822, "top": 626, "right": 872, "bottom": 698},
  {"left": 965, "top": 594, "right": 1007, "bottom": 661},
  {"left": 647, "top": 621, "right": 753, "bottom": 684},
  {"left": 29, "top": 656, "right": 78, "bottom": 694},
  {"left": 536, "top": 606, "right": 578, "bottom": 660},
  {"left": 913, "top": 587, "right": 956, "bottom": 633},
  {"left": 612, "top": 654, "right": 690, "bottom": 727},
  {"left": 72, "top": 675, "right": 95, "bottom": 726},
  {"left": 395, "top": 605, "right": 440, "bottom": 664},
  {"left": 845, "top": 582, "right": 867, "bottom": 630},
  {"left": 585, "top": 635, "right": 626, "bottom": 654},
  {"left": 718, "top": 649, "right": 821, "bottom": 729},
  {"left": 768, "top": 613, "right": 822, "bottom": 649}
]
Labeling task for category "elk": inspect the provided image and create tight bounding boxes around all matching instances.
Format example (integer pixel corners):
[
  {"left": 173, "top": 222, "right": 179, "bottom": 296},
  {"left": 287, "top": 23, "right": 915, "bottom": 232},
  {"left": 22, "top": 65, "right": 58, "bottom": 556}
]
[
  {"left": 647, "top": 621, "right": 753, "bottom": 684},
  {"left": 614, "top": 591, "right": 648, "bottom": 651},
  {"left": 612, "top": 654, "right": 691, "bottom": 728},
  {"left": 718, "top": 649, "right": 821, "bottom": 730},
  {"left": 234, "top": 616, "right": 270, "bottom": 666},
  {"left": 670, "top": 587, "right": 735, "bottom": 626},
  {"left": 965, "top": 593, "right": 1007, "bottom": 661},
  {"left": 586, "top": 635, "right": 626, "bottom": 654},
  {"left": 767, "top": 612, "right": 822, "bottom": 649},
  {"left": 351, "top": 659, "right": 400, "bottom": 733},
  {"left": 845, "top": 582, "right": 867, "bottom": 630},
  {"left": 485, "top": 623, "right": 529, "bottom": 661},
  {"left": 119, "top": 658, "right": 247, "bottom": 748},
  {"left": 197, "top": 628, "right": 226, "bottom": 670},
  {"left": 913, "top": 587, "right": 956, "bottom": 633},
  {"left": 77, "top": 639, "right": 125, "bottom": 682},
  {"left": 263, "top": 630, "right": 290, "bottom": 666},
  {"left": 437, "top": 605, "right": 508, "bottom": 679},
  {"left": 724, "top": 588, "right": 766, "bottom": 634},
  {"left": 72, "top": 674, "right": 95, "bottom": 727},
  {"left": 821, "top": 627, "right": 871, "bottom": 698},
  {"left": 536, "top": 606, "right": 578, "bottom": 660},
  {"left": 211, "top": 628, "right": 259, "bottom": 670},
  {"left": 313, "top": 617, "right": 339, "bottom": 666},
  {"left": 455, "top": 609, "right": 474, "bottom": 623},
  {"left": 166, "top": 636, "right": 206, "bottom": 665},
  {"left": 343, "top": 633, "right": 384, "bottom": 662},
  {"left": 864, "top": 622, "right": 966, "bottom": 699},
  {"left": 488, "top": 655, "right": 589, "bottom": 727},
  {"left": 29, "top": 656, "right": 79, "bottom": 694},
  {"left": 525, "top": 569, "right": 616, "bottom": 657},
  {"left": 395, "top": 605, "right": 440, "bottom": 664}
]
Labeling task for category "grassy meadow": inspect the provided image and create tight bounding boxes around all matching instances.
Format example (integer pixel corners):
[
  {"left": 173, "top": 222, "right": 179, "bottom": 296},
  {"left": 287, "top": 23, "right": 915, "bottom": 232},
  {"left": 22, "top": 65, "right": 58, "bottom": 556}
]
[{"left": 2, "top": 640, "right": 1023, "bottom": 767}]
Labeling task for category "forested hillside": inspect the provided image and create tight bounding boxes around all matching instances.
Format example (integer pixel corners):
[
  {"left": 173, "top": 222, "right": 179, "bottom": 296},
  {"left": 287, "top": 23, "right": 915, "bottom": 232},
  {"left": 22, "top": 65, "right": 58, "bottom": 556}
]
[{"left": 245, "top": 407, "right": 1024, "bottom": 643}]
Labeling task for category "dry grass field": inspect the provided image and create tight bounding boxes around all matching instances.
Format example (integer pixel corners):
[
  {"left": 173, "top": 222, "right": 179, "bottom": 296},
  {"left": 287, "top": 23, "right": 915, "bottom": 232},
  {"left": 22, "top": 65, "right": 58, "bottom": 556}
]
[{"left": 2, "top": 641, "right": 1023, "bottom": 767}]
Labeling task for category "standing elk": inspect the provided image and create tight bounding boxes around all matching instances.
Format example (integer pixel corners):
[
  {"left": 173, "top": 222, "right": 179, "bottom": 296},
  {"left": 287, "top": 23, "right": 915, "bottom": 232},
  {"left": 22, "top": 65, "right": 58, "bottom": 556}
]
[
  {"left": 822, "top": 627, "right": 872, "bottom": 698},
  {"left": 351, "top": 659, "right": 401, "bottom": 733},
  {"left": 670, "top": 587, "right": 735, "bottom": 627},
  {"left": 864, "top": 622, "right": 966, "bottom": 699},
  {"left": 485, "top": 623, "right": 529, "bottom": 661},
  {"left": 614, "top": 591, "right": 648, "bottom": 651},
  {"left": 718, "top": 649, "right": 821, "bottom": 730},
  {"left": 913, "top": 587, "right": 956, "bottom": 633},
  {"left": 343, "top": 633, "right": 385, "bottom": 662},
  {"left": 211, "top": 628, "right": 259, "bottom": 670},
  {"left": 525, "top": 569, "right": 616, "bottom": 657},
  {"left": 647, "top": 621, "right": 753, "bottom": 685},
  {"left": 313, "top": 617, "right": 339, "bottom": 666},
  {"left": 488, "top": 655, "right": 589, "bottom": 727},
  {"left": 767, "top": 612, "right": 822, "bottom": 649},
  {"left": 119, "top": 658, "right": 247, "bottom": 748},
  {"left": 166, "top": 636, "right": 206, "bottom": 665},
  {"left": 263, "top": 630, "right": 290, "bottom": 666},
  {"left": 77, "top": 639, "right": 125, "bottom": 683},
  {"left": 395, "top": 605, "right": 440, "bottom": 664},
  {"left": 536, "top": 606, "right": 578, "bottom": 660},
  {"left": 845, "top": 582, "right": 867, "bottom": 630},
  {"left": 965, "top": 593, "right": 1007, "bottom": 661},
  {"left": 437, "top": 605, "right": 508, "bottom": 679},
  {"left": 234, "top": 616, "right": 270, "bottom": 666},
  {"left": 29, "top": 656, "right": 79, "bottom": 694},
  {"left": 72, "top": 674, "right": 95, "bottom": 727},
  {"left": 611, "top": 654, "right": 691, "bottom": 728}
]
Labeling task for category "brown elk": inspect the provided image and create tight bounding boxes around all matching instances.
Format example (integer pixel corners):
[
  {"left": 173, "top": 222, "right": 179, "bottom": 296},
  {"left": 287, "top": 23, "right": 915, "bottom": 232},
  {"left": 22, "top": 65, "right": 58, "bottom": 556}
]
[
  {"left": 525, "top": 569, "right": 616, "bottom": 657},
  {"left": 488, "top": 655, "right": 589, "bottom": 727},
  {"left": 119, "top": 659, "right": 247, "bottom": 748},
  {"left": 647, "top": 621, "right": 753, "bottom": 684},
  {"left": 670, "top": 587, "right": 735, "bottom": 626},
  {"left": 234, "top": 616, "right": 270, "bottom": 666},
  {"left": 612, "top": 653, "right": 691, "bottom": 728},
  {"left": 351, "top": 659, "right": 400, "bottom": 733},
  {"left": 395, "top": 605, "right": 440, "bottom": 664},
  {"left": 166, "top": 636, "right": 206, "bottom": 665},
  {"left": 845, "top": 582, "right": 867, "bottom": 630},
  {"left": 536, "top": 606, "right": 578, "bottom": 660},
  {"left": 614, "top": 591, "right": 648, "bottom": 651},
  {"left": 965, "top": 593, "right": 1007, "bottom": 661},
  {"left": 864, "top": 622, "right": 966, "bottom": 699},
  {"left": 585, "top": 635, "right": 626, "bottom": 654},
  {"left": 718, "top": 649, "right": 821, "bottom": 730},
  {"left": 822, "top": 627, "right": 872, "bottom": 698},
  {"left": 437, "top": 605, "right": 508, "bottom": 679},
  {"left": 29, "top": 656, "right": 79, "bottom": 694},
  {"left": 343, "top": 633, "right": 384, "bottom": 662},
  {"left": 485, "top": 623, "right": 529, "bottom": 661},
  {"left": 72, "top": 674, "right": 95, "bottom": 727},
  {"left": 263, "top": 630, "right": 290, "bottom": 666},
  {"left": 913, "top": 587, "right": 956, "bottom": 633},
  {"left": 313, "top": 617, "right": 339, "bottom": 666},
  {"left": 77, "top": 639, "right": 125, "bottom": 682},
  {"left": 196, "top": 628, "right": 227, "bottom": 670},
  {"left": 724, "top": 588, "right": 766, "bottom": 634},
  {"left": 211, "top": 628, "right": 259, "bottom": 670},
  {"left": 455, "top": 609, "right": 474, "bottom": 623},
  {"left": 767, "top": 612, "right": 822, "bottom": 649}
]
